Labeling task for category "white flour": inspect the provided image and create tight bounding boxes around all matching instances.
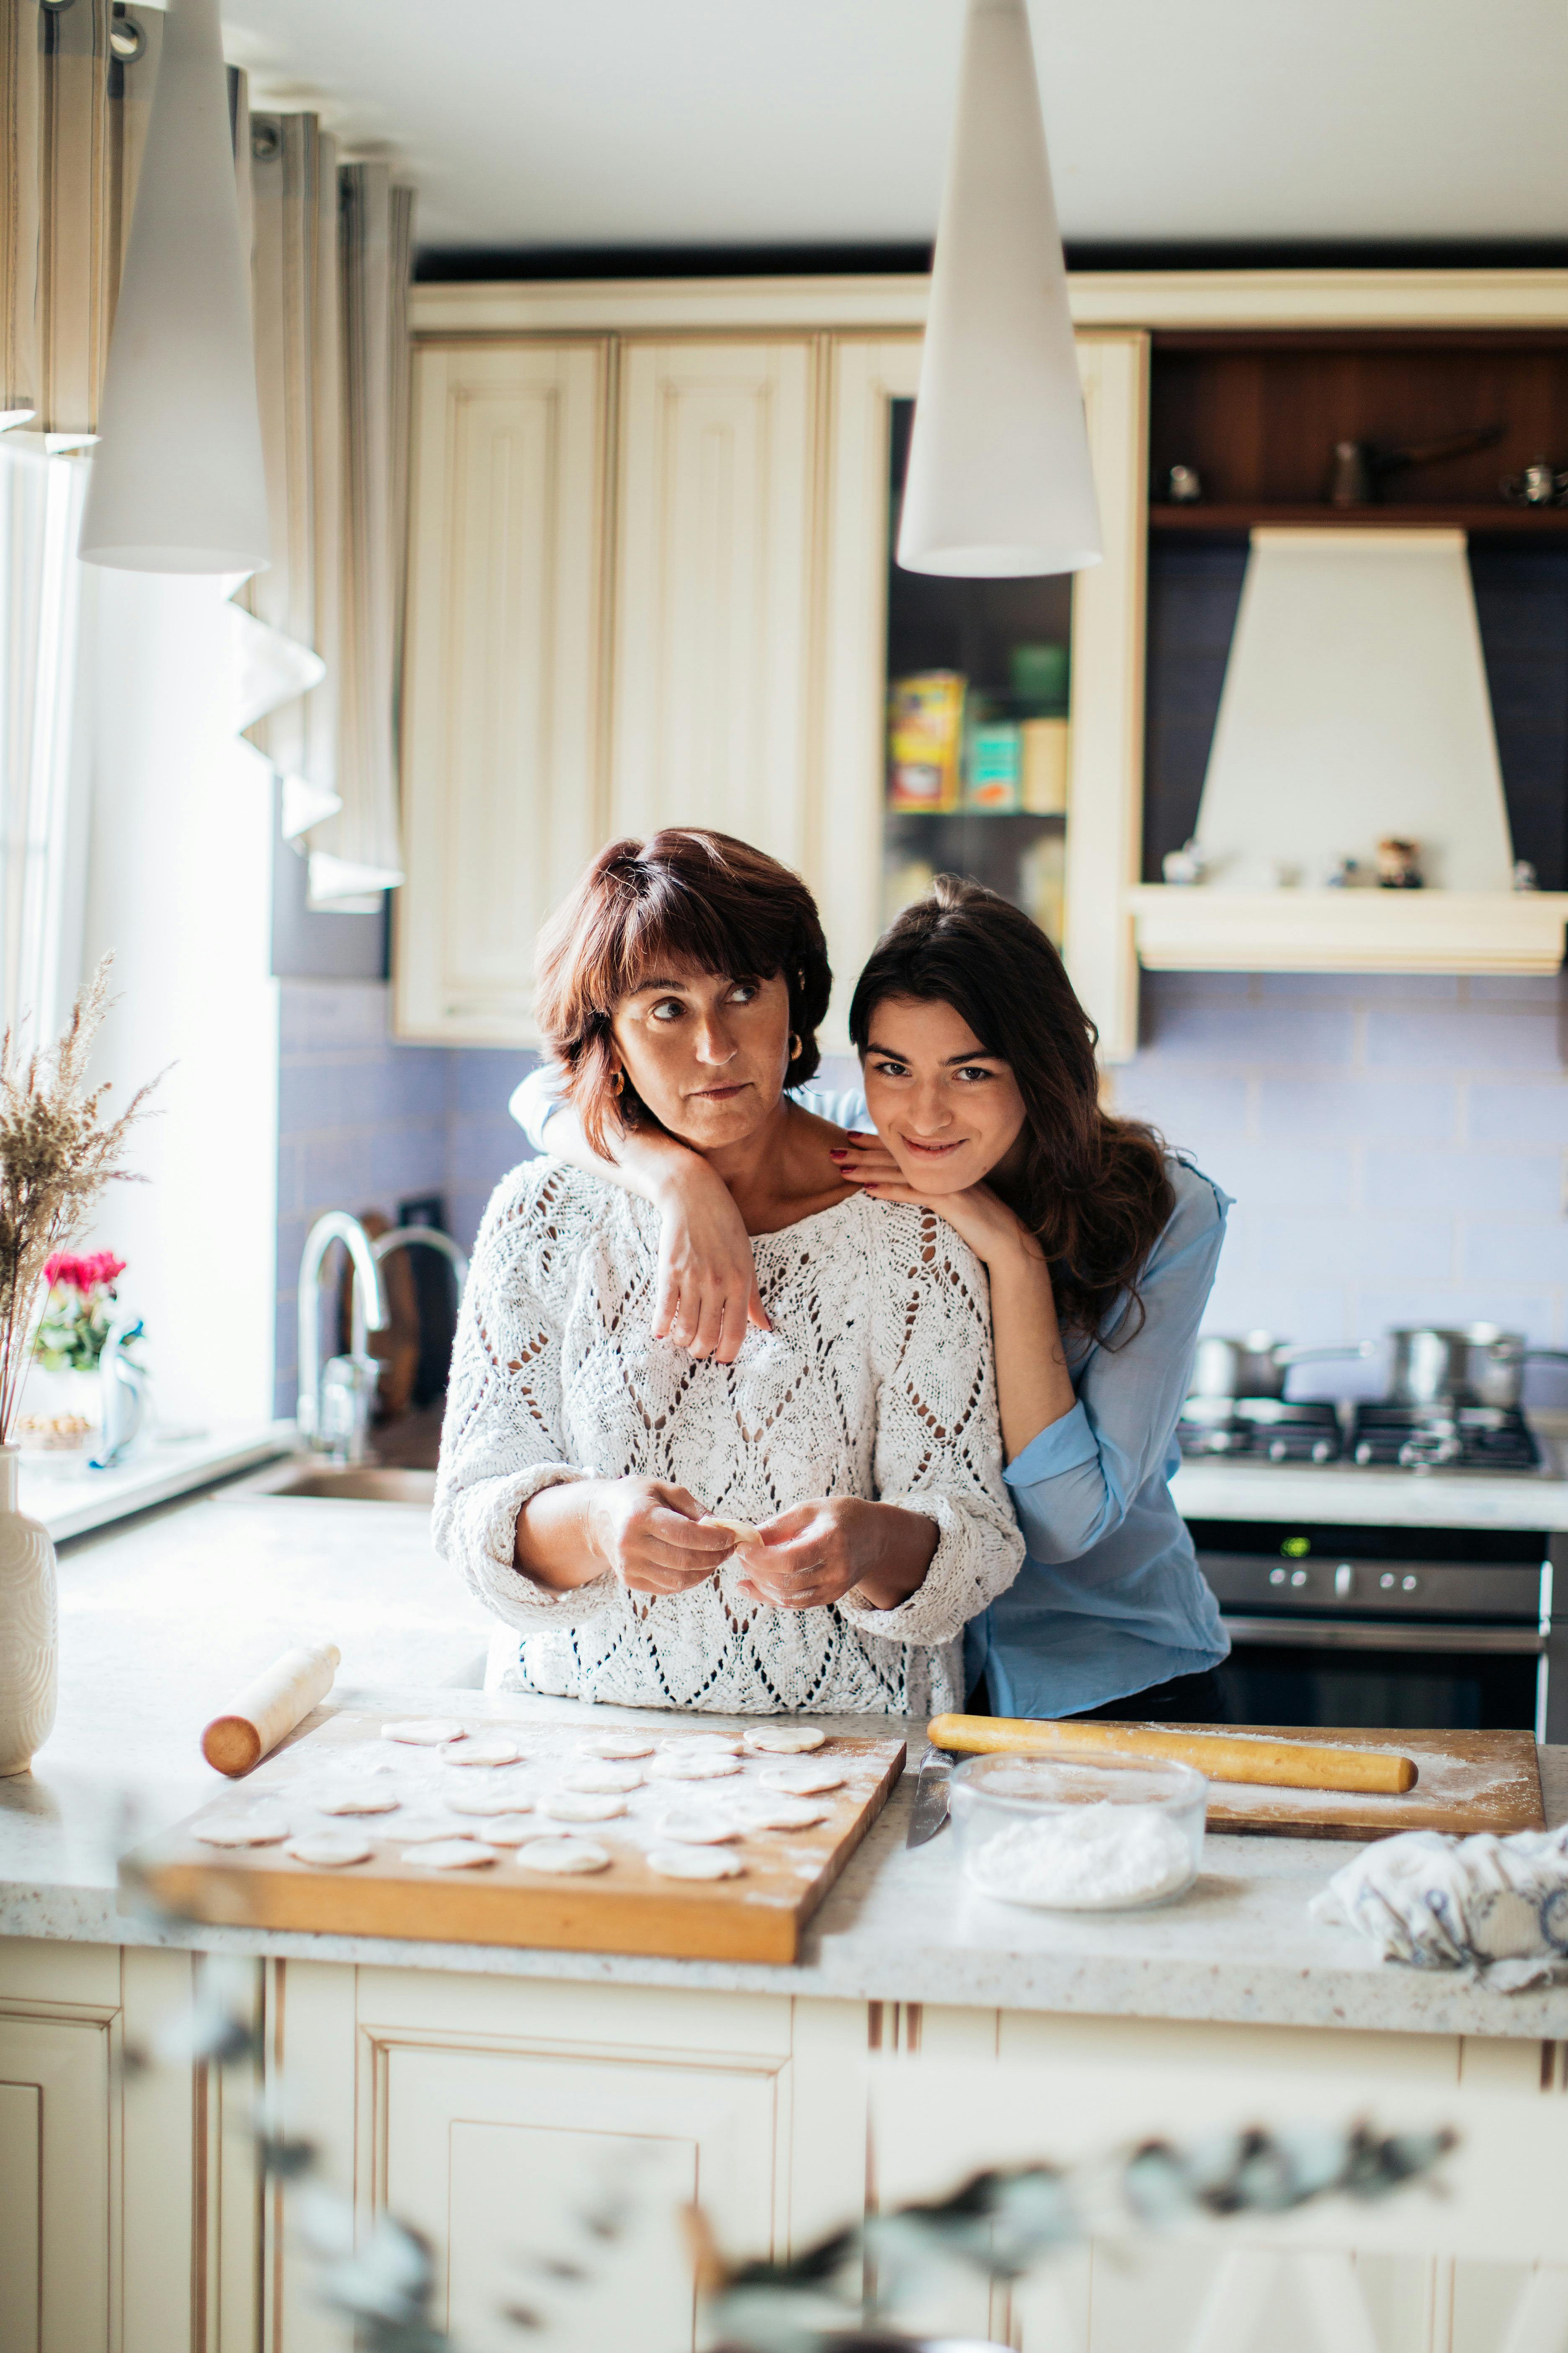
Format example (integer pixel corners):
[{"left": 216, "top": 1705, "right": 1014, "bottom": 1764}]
[{"left": 965, "top": 1803, "right": 1194, "bottom": 1911}]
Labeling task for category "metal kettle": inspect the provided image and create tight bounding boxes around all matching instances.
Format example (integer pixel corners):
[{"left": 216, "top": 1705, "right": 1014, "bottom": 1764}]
[{"left": 1188, "top": 1332, "right": 1373, "bottom": 1403}]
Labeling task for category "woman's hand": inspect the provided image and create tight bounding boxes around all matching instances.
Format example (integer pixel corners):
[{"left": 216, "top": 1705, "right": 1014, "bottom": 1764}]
[
  {"left": 732, "top": 1497, "right": 937, "bottom": 1613},
  {"left": 831, "top": 1134, "right": 1043, "bottom": 1273},
  {"left": 586, "top": 1478, "right": 739, "bottom": 1596},
  {"left": 650, "top": 1160, "right": 769, "bottom": 1364}
]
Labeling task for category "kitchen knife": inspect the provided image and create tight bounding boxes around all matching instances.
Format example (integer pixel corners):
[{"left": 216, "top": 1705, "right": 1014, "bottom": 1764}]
[{"left": 905, "top": 1742, "right": 954, "bottom": 1847}]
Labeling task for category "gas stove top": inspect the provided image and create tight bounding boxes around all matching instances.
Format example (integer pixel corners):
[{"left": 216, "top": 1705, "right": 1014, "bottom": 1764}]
[{"left": 1175, "top": 1396, "right": 1542, "bottom": 1473}]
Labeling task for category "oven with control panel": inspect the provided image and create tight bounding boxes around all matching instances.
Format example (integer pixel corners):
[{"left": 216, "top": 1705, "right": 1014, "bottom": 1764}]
[{"left": 1186, "top": 1519, "right": 1568, "bottom": 1738}]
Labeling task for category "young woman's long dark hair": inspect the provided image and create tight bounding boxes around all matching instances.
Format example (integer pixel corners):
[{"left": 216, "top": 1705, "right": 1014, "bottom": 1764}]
[{"left": 847, "top": 877, "right": 1173, "bottom": 1345}]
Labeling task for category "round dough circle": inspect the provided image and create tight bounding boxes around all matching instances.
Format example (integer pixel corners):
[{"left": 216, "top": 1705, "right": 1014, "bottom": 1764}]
[
  {"left": 574, "top": 1731, "right": 655, "bottom": 1761},
  {"left": 442, "top": 1735, "right": 526, "bottom": 1768},
  {"left": 196, "top": 1810, "right": 290, "bottom": 1847},
  {"left": 287, "top": 1831, "right": 372, "bottom": 1868},
  {"left": 515, "top": 1838, "right": 611, "bottom": 1875},
  {"left": 381, "top": 1718, "right": 466, "bottom": 1746},
  {"left": 472, "top": 1813, "right": 539, "bottom": 1847},
  {"left": 744, "top": 1725, "right": 827, "bottom": 1755},
  {"left": 393, "top": 1814, "right": 474, "bottom": 1844},
  {"left": 562, "top": 1762, "right": 643, "bottom": 1795},
  {"left": 445, "top": 1785, "right": 533, "bottom": 1818},
  {"left": 733, "top": 1796, "right": 830, "bottom": 1831},
  {"left": 758, "top": 1764, "right": 844, "bottom": 1795},
  {"left": 647, "top": 1844, "right": 744, "bottom": 1880},
  {"left": 315, "top": 1787, "right": 402, "bottom": 1816},
  {"left": 542, "top": 1790, "right": 627, "bottom": 1823},
  {"left": 649, "top": 1750, "right": 743, "bottom": 1782},
  {"left": 405, "top": 1839, "right": 498, "bottom": 1869},
  {"left": 653, "top": 1807, "right": 741, "bottom": 1845}
]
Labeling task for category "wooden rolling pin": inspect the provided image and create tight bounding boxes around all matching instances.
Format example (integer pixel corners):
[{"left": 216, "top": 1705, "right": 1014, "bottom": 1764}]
[
  {"left": 927, "top": 1713, "right": 1418, "bottom": 1796},
  {"left": 202, "top": 1642, "right": 341, "bottom": 1777}
]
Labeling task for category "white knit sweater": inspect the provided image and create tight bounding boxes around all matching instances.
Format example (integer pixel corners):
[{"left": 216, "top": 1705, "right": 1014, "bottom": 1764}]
[{"left": 433, "top": 1161, "right": 1024, "bottom": 1717}]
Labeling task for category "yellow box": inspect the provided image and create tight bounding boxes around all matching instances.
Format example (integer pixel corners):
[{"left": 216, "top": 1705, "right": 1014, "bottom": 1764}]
[
  {"left": 1021, "top": 718, "right": 1070, "bottom": 815},
  {"left": 888, "top": 672, "right": 965, "bottom": 812}
]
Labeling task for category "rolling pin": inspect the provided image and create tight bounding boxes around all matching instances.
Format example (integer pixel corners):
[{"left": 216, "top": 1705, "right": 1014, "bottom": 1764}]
[
  {"left": 927, "top": 1713, "right": 1418, "bottom": 1796},
  {"left": 202, "top": 1642, "right": 341, "bottom": 1777}
]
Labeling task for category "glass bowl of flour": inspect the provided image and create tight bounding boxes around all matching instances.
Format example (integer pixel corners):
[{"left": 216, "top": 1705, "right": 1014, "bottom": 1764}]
[{"left": 950, "top": 1754, "right": 1206, "bottom": 1911}]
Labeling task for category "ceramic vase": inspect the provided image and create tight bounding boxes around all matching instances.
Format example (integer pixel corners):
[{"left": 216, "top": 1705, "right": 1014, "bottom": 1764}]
[{"left": 0, "top": 1445, "right": 57, "bottom": 1774}]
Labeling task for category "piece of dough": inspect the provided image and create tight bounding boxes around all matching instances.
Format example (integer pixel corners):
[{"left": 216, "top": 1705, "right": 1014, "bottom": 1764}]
[
  {"left": 472, "top": 1813, "right": 539, "bottom": 1847},
  {"left": 732, "top": 1796, "right": 830, "bottom": 1831},
  {"left": 315, "top": 1787, "right": 402, "bottom": 1816},
  {"left": 195, "top": 1809, "right": 291, "bottom": 1847},
  {"left": 665, "top": 1732, "right": 744, "bottom": 1754},
  {"left": 574, "top": 1731, "right": 657, "bottom": 1760},
  {"left": 743, "top": 1725, "right": 827, "bottom": 1755},
  {"left": 393, "top": 1814, "right": 475, "bottom": 1843},
  {"left": 562, "top": 1762, "right": 644, "bottom": 1795},
  {"left": 647, "top": 1844, "right": 744, "bottom": 1880},
  {"left": 404, "top": 1839, "right": 498, "bottom": 1869},
  {"left": 515, "top": 1838, "right": 611, "bottom": 1875},
  {"left": 381, "top": 1718, "right": 466, "bottom": 1746},
  {"left": 653, "top": 1807, "right": 742, "bottom": 1845},
  {"left": 758, "top": 1764, "right": 844, "bottom": 1795},
  {"left": 441, "top": 1734, "right": 526, "bottom": 1768},
  {"left": 649, "top": 1750, "right": 743, "bottom": 1782},
  {"left": 287, "top": 1831, "right": 372, "bottom": 1868},
  {"left": 445, "top": 1785, "right": 533, "bottom": 1818},
  {"left": 542, "top": 1790, "right": 627, "bottom": 1822},
  {"left": 701, "top": 1514, "right": 761, "bottom": 1546}
]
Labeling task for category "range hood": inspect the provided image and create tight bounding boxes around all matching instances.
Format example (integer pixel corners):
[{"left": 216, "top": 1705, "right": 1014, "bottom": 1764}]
[{"left": 1191, "top": 528, "right": 1514, "bottom": 891}]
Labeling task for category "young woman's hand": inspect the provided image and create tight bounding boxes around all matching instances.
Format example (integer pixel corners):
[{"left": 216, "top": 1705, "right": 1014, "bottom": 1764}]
[
  {"left": 831, "top": 1135, "right": 1043, "bottom": 1275},
  {"left": 586, "top": 1478, "right": 739, "bottom": 1597},
  {"left": 650, "top": 1160, "right": 769, "bottom": 1364},
  {"left": 731, "top": 1497, "right": 937, "bottom": 1613}
]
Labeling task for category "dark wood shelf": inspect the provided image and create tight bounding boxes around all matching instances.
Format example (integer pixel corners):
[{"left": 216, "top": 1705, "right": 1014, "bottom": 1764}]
[{"left": 1149, "top": 502, "right": 1568, "bottom": 534}]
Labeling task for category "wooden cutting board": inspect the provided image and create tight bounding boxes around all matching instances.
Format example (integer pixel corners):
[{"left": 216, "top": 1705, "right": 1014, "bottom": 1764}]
[
  {"left": 126, "top": 1710, "right": 905, "bottom": 1965},
  {"left": 1163, "top": 1724, "right": 1547, "bottom": 1842}
]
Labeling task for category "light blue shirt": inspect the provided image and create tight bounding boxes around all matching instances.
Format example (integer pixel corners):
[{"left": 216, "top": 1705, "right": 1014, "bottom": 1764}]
[{"left": 511, "top": 1067, "right": 1231, "bottom": 1718}]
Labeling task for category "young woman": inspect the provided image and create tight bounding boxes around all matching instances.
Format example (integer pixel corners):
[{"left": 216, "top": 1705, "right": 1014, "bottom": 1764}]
[
  {"left": 436, "top": 832, "right": 1023, "bottom": 1718},
  {"left": 515, "top": 874, "right": 1230, "bottom": 1723}
]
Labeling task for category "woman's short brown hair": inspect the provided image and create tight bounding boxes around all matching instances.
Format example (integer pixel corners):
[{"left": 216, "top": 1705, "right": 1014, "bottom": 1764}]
[{"left": 535, "top": 829, "right": 833, "bottom": 1152}]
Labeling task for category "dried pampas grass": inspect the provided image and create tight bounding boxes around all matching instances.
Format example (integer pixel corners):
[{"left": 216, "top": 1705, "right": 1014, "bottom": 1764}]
[{"left": 0, "top": 959, "right": 159, "bottom": 1441}]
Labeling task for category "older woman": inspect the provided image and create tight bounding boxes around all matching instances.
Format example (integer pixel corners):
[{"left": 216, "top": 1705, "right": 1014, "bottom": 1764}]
[{"left": 433, "top": 828, "right": 1023, "bottom": 1718}]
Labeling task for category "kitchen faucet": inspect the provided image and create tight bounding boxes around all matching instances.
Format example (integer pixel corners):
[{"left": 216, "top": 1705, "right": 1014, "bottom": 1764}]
[
  {"left": 296, "top": 1212, "right": 389, "bottom": 1457},
  {"left": 351, "top": 1224, "right": 469, "bottom": 1355}
]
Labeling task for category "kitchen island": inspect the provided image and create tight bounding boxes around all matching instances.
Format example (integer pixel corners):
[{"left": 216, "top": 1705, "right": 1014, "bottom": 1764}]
[{"left": 3, "top": 1483, "right": 1567, "bottom": 2353}]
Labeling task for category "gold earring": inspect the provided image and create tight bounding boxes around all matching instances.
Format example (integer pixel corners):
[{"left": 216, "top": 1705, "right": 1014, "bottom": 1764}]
[
  {"left": 611, "top": 1069, "right": 625, "bottom": 1096},
  {"left": 788, "top": 1033, "right": 802, "bottom": 1060}
]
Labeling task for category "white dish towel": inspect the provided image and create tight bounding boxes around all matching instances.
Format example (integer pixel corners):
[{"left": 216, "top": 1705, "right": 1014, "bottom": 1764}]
[{"left": 1311, "top": 1826, "right": 1568, "bottom": 1990}]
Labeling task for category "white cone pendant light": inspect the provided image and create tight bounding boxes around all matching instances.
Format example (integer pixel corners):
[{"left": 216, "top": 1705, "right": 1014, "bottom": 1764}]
[
  {"left": 898, "top": 0, "right": 1100, "bottom": 579},
  {"left": 80, "top": 0, "right": 269, "bottom": 573}
]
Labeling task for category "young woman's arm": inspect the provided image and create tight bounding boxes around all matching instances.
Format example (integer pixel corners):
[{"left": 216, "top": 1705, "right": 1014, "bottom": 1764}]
[
  {"left": 511, "top": 1062, "right": 766, "bottom": 1359},
  {"left": 838, "top": 1137, "right": 1076, "bottom": 1460}
]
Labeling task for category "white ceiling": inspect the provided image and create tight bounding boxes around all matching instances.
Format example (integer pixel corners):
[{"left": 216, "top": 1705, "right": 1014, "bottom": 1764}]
[{"left": 219, "top": 0, "right": 1568, "bottom": 258}]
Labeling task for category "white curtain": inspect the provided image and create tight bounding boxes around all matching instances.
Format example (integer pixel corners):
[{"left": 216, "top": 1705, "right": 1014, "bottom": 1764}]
[{"left": 0, "top": 442, "right": 91, "bottom": 1041}]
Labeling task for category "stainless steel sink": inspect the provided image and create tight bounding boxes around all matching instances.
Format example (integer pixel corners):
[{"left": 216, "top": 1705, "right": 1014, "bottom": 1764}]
[{"left": 242, "top": 1462, "right": 437, "bottom": 1504}]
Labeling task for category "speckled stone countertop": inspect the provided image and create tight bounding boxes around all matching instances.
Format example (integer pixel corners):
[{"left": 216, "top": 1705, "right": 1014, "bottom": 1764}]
[{"left": 3, "top": 1480, "right": 1567, "bottom": 2039}]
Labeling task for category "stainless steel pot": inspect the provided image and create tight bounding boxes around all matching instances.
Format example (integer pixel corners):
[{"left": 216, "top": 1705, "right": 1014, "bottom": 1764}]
[
  {"left": 1189, "top": 1332, "right": 1374, "bottom": 1402},
  {"left": 1386, "top": 1324, "right": 1568, "bottom": 1409}
]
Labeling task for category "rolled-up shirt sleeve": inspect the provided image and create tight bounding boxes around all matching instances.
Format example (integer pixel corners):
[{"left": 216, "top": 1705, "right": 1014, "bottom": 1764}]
[
  {"left": 1004, "top": 1170, "right": 1231, "bottom": 1566},
  {"left": 509, "top": 1062, "right": 871, "bottom": 1151}
]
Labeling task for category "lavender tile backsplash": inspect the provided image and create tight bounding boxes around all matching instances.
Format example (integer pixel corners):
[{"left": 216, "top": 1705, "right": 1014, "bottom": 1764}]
[
  {"left": 273, "top": 966, "right": 1568, "bottom": 1418},
  {"left": 1115, "top": 967, "right": 1568, "bottom": 1403}
]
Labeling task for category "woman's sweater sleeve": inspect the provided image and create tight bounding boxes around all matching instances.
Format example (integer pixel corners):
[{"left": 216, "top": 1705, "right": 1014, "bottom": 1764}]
[
  {"left": 839, "top": 1204, "right": 1025, "bottom": 1647},
  {"left": 1003, "top": 1170, "right": 1230, "bottom": 1567},
  {"left": 432, "top": 1165, "right": 619, "bottom": 1633}
]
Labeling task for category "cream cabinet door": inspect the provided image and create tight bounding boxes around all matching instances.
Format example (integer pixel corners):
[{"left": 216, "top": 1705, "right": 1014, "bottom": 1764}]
[
  {"left": 397, "top": 340, "right": 610, "bottom": 1043},
  {"left": 819, "top": 330, "right": 1149, "bottom": 1059},
  {"left": 608, "top": 339, "right": 818, "bottom": 877}
]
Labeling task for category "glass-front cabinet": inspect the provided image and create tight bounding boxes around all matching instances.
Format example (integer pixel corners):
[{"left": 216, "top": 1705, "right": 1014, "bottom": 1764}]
[{"left": 882, "top": 398, "right": 1073, "bottom": 948}]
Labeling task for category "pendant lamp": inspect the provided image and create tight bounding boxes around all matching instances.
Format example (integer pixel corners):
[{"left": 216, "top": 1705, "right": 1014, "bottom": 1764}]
[
  {"left": 79, "top": 0, "right": 269, "bottom": 573},
  {"left": 897, "top": 0, "right": 1100, "bottom": 579}
]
